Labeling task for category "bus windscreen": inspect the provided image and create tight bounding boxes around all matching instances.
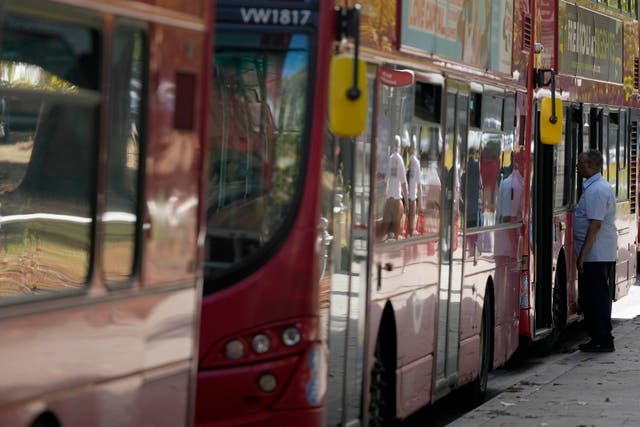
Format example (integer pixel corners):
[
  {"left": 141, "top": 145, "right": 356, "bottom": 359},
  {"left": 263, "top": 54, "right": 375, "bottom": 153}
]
[{"left": 204, "top": 31, "right": 310, "bottom": 292}]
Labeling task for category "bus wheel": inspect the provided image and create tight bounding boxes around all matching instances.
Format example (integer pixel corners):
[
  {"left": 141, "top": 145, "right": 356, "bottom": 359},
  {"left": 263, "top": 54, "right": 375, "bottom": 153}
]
[
  {"left": 30, "top": 412, "right": 60, "bottom": 427},
  {"left": 369, "top": 340, "right": 396, "bottom": 427},
  {"left": 466, "top": 295, "right": 492, "bottom": 405},
  {"left": 552, "top": 268, "right": 567, "bottom": 333}
]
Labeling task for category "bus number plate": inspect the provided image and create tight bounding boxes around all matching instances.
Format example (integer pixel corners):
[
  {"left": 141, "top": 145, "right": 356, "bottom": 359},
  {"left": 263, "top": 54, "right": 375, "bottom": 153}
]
[{"left": 240, "top": 8, "right": 311, "bottom": 26}]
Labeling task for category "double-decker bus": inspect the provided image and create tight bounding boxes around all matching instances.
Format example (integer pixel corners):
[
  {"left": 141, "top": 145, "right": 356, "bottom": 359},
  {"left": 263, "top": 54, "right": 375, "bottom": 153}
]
[
  {"left": 325, "top": 0, "right": 640, "bottom": 425},
  {"left": 521, "top": 0, "right": 639, "bottom": 344},
  {"left": 0, "top": 1, "right": 212, "bottom": 426},
  {"left": 323, "top": 1, "right": 527, "bottom": 424}
]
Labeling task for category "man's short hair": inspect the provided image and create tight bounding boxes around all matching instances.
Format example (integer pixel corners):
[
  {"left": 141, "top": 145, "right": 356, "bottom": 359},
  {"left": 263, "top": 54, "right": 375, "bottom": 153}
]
[{"left": 585, "top": 149, "right": 603, "bottom": 169}]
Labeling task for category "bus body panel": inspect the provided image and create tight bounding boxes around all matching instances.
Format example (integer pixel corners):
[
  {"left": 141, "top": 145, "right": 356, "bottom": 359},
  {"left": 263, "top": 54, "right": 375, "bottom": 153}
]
[
  {"left": 198, "top": 226, "right": 319, "bottom": 359},
  {"left": 372, "top": 243, "right": 438, "bottom": 368},
  {"left": 370, "top": 241, "right": 438, "bottom": 418},
  {"left": 463, "top": 229, "right": 521, "bottom": 368},
  {"left": 144, "top": 23, "right": 205, "bottom": 286},
  {"left": 0, "top": 0, "right": 210, "bottom": 425},
  {"left": 0, "top": 289, "right": 196, "bottom": 425}
]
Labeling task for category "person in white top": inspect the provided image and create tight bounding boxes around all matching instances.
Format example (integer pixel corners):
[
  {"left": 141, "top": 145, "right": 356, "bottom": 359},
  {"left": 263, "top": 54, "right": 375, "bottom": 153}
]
[
  {"left": 381, "top": 136, "right": 408, "bottom": 239},
  {"left": 407, "top": 146, "right": 422, "bottom": 235}
]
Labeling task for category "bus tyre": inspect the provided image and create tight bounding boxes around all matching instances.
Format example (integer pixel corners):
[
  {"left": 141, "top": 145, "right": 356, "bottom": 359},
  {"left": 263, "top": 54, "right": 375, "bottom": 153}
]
[
  {"left": 552, "top": 268, "right": 567, "bottom": 333},
  {"left": 466, "top": 296, "right": 492, "bottom": 406},
  {"left": 30, "top": 412, "right": 60, "bottom": 427},
  {"left": 369, "top": 341, "right": 396, "bottom": 427},
  {"left": 546, "top": 267, "right": 568, "bottom": 352}
]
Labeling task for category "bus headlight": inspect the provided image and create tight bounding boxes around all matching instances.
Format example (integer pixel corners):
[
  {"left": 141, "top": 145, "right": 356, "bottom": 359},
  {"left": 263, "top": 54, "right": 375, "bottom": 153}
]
[
  {"left": 252, "top": 334, "right": 271, "bottom": 354},
  {"left": 225, "top": 340, "right": 245, "bottom": 360},
  {"left": 282, "top": 326, "right": 301, "bottom": 346},
  {"left": 258, "top": 374, "right": 277, "bottom": 392}
]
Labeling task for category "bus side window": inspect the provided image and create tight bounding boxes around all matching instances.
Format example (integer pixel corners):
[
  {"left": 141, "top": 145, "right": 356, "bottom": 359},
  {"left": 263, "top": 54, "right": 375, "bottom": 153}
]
[
  {"left": 103, "top": 24, "right": 147, "bottom": 285},
  {"left": 0, "top": 11, "right": 101, "bottom": 301}
]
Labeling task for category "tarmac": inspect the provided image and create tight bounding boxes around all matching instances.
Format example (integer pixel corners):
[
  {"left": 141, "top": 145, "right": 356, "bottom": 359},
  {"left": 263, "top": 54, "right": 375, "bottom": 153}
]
[{"left": 451, "top": 285, "right": 640, "bottom": 427}]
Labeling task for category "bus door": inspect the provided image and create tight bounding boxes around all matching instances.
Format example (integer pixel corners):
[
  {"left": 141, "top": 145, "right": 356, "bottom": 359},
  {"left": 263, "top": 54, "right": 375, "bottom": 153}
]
[
  {"left": 533, "top": 101, "right": 578, "bottom": 335},
  {"left": 533, "top": 98, "right": 553, "bottom": 334},
  {"left": 434, "top": 81, "right": 468, "bottom": 396},
  {"left": 323, "top": 69, "right": 375, "bottom": 427}
]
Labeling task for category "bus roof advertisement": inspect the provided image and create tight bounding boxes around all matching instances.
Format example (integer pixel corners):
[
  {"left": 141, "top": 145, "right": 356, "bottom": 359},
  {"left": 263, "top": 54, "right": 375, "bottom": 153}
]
[
  {"left": 538, "top": 0, "right": 557, "bottom": 70},
  {"left": 400, "top": 0, "right": 513, "bottom": 74},
  {"left": 360, "top": 0, "right": 397, "bottom": 51},
  {"left": 558, "top": 1, "right": 623, "bottom": 82}
]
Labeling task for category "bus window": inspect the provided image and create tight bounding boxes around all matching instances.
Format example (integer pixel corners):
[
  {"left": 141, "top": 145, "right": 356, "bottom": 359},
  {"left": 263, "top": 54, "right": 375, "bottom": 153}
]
[
  {"left": 373, "top": 68, "right": 414, "bottom": 241},
  {"left": 413, "top": 81, "right": 443, "bottom": 238},
  {"left": 617, "top": 110, "right": 628, "bottom": 200},
  {"left": 480, "top": 132, "right": 501, "bottom": 225},
  {"left": 465, "top": 129, "right": 482, "bottom": 228},
  {"left": 204, "top": 31, "right": 309, "bottom": 290},
  {"left": 608, "top": 111, "right": 620, "bottom": 199},
  {"left": 482, "top": 90, "right": 503, "bottom": 131},
  {"left": 605, "top": 114, "right": 618, "bottom": 193},
  {"left": 0, "top": 12, "right": 100, "bottom": 301},
  {"left": 503, "top": 94, "right": 516, "bottom": 132},
  {"left": 552, "top": 106, "right": 569, "bottom": 209},
  {"left": 103, "top": 25, "right": 146, "bottom": 285}
]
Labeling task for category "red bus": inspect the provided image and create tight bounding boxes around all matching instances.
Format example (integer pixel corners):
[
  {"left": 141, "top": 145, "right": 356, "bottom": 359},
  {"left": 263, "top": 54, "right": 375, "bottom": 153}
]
[
  {"left": 195, "top": 1, "right": 367, "bottom": 426},
  {"left": 520, "top": 0, "right": 639, "bottom": 345},
  {"left": 324, "top": 1, "right": 640, "bottom": 425},
  {"left": 323, "top": 2, "right": 526, "bottom": 424},
  {"left": 0, "top": 1, "right": 211, "bottom": 426}
]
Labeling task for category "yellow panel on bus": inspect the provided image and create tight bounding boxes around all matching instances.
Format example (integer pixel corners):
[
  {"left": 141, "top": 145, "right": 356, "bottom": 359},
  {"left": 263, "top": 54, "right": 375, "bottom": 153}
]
[
  {"left": 329, "top": 54, "right": 367, "bottom": 137},
  {"left": 540, "top": 97, "right": 563, "bottom": 145}
]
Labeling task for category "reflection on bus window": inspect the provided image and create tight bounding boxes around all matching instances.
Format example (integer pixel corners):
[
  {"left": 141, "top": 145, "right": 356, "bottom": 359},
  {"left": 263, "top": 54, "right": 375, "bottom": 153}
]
[
  {"left": 419, "top": 125, "right": 443, "bottom": 238},
  {"left": 103, "top": 26, "right": 146, "bottom": 284},
  {"left": 0, "top": 13, "right": 100, "bottom": 300},
  {"left": 480, "top": 132, "right": 501, "bottom": 224},
  {"left": 617, "top": 110, "right": 628, "bottom": 200},
  {"left": 411, "top": 82, "right": 443, "bottom": 240},
  {"left": 607, "top": 114, "right": 618, "bottom": 195},
  {"left": 204, "top": 32, "right": 309, "bottom": 289},
  {"left": 463, "top": 90, "right": 520, "bottom": 228},
  {"left": 553, "top": 108, "right": 567, "bottom": 209},
  {"left": 374, "top": 68, "right": 414, "bottom": 241},
  {"left": 463, "top": 132, "right": 482, "bottom": 228}
]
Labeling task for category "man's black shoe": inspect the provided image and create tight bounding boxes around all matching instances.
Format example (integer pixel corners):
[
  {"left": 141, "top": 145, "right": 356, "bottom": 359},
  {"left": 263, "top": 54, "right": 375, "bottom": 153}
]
[{"left": 578, "top": 340, "right": 615, "bottom": 353}]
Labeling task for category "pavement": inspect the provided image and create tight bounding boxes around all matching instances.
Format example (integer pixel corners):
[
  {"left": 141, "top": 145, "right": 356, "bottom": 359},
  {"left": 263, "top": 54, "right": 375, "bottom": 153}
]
[{"left": 450, "top": 284, "right": 640, "bottom": 427}]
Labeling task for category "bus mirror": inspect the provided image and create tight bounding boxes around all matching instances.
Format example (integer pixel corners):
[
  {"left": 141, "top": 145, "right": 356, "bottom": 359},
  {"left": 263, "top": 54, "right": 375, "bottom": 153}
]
[
  {"left": 539, "top": 97, "right": 562, "bottom": 145},
  {"left": 329, "top": 54, "right": 367, "bottom": 137}
]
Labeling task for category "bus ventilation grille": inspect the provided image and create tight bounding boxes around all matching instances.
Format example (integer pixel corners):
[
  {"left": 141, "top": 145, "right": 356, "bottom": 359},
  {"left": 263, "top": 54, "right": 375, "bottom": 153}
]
[
  {"left": 522, "top": 13, "right": 532, "bottom": 51},
  {"left": 635, "top": 57, "right": 639, "bottom": 90},
  {"left": 631, "top": 119, "right": 638, "bottom": 215}
]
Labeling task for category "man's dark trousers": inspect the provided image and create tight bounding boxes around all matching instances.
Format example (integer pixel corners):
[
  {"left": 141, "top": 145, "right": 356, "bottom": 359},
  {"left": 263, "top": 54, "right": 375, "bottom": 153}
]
[{"left": 579, "top": 261, "right": 615, "bottom": 344}]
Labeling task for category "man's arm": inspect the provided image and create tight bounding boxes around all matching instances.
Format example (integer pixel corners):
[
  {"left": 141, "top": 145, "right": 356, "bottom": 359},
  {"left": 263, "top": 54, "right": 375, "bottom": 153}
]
[{"left": 577, "top": 219, "right": 602, "bottom": 273}]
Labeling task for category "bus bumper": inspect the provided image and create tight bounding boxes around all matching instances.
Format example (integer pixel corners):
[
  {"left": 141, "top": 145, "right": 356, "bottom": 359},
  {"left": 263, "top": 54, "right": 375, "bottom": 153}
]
[
  {"left": 195, "top": 407, "right": 324, "bottom": 427},
  {"left": 195, "top": 343, "right": 326, "bottom": 426}
]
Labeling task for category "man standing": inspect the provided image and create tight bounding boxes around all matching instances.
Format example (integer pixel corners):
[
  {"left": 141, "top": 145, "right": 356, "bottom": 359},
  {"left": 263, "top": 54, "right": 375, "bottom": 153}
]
[
  {"left": 407, "top": 145, "right": 422, "bottom": 235},
  {"left": 381, "top": 136, "right": 408, "bottom": 240},
  {"left": 574, "top": 150, "right": 617, "bottom": 353}
]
